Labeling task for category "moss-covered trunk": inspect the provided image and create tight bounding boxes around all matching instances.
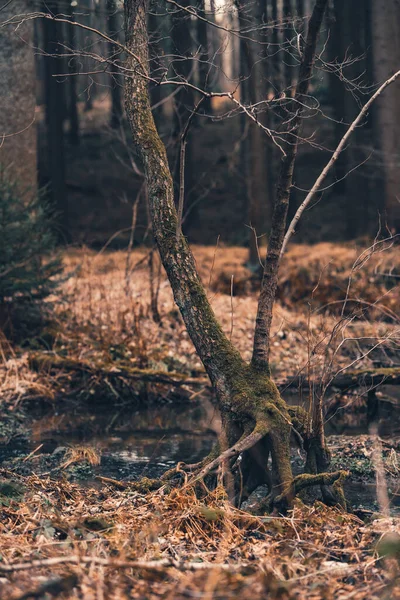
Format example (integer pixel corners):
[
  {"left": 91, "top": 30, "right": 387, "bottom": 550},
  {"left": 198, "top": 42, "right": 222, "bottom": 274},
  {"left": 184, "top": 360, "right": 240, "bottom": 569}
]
[{"left": 123, "top": 0, "right": 345, "bottom": 511}]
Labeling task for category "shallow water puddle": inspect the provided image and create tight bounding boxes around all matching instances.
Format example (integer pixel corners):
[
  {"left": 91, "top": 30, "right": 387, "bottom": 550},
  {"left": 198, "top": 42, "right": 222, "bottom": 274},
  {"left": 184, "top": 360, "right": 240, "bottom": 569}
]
[{"left": 2, "top": 390, "right": 400, "bottom": 514}]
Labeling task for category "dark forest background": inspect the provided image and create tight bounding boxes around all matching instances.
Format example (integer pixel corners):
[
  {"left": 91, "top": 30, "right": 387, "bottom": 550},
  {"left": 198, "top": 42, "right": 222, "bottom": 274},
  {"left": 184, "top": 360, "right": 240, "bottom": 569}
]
[{"left": 1, "top": 0, "right": 400, "bottom": 256}]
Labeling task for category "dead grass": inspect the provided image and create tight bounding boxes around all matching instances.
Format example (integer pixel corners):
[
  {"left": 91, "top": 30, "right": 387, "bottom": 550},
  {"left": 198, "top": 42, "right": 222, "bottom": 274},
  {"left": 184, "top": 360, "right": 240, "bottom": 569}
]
[
  {"left": 0, "top": 472, "right": 399, "bottom": 599},
  {"left": 0, "top": 243, "right": 398, "bottom": 407},
  {"left": 0, "top": 244, "right": 399, "bottom": 598}
]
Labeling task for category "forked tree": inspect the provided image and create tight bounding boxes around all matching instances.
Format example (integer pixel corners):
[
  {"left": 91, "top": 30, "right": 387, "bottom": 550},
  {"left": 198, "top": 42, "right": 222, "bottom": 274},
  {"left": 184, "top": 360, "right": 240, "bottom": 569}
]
[
  {"left": 124, "top": 0, "right": 348, "bottom": 512},
  {"left": 4, "top": 0, "right": 398, "bottom": 512}
]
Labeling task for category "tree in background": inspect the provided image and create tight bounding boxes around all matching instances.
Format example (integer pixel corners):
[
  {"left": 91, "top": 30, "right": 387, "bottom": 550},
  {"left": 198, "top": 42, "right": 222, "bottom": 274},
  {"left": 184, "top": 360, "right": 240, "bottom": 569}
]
[
  {"left": 236, "top": 0, "right": 273, "bottom": 267},
  {"left": 170, "top": 0, "right": 196, "bottom": 226},
  {"left": 106, "top": 0, "right": 124, "bottom": 128},
  {"left": 0, "top": 0, "right": 37, "bottom": 200},
  {"left": 42, "top": 0, "right": 68, "bottom": 239},
  {"left": 67, "top": 0, "right": 80, "bottom": 145},
  {"left": 371, "top": 0, "right": 400, "bottom": 232}
]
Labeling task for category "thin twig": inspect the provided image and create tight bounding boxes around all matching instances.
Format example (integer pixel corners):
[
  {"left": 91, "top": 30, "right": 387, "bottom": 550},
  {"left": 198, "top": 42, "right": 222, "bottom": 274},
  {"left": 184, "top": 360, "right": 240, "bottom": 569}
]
[
  {"left": 176, "top": 97, "right": 205, "bottom": 241},
  {"left": 281, "top": 68, "right": 400, "bottom": 257}
]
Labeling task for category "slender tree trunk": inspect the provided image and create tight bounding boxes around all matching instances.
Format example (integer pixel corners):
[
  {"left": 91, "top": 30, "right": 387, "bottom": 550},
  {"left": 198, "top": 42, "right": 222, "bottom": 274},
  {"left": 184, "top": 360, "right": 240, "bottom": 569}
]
[
  {"left": 81, "top": 0, "right": 95, "bottom": 110},
  {"left": 0, "top": 0, "right": 37, "bottom": 200},
  {"left": 270, "top": 0, "right": 281, "bottom": 97},
  {"left": 196, "top": 0, "right": 212, "bottom": 114},
  {"left": 106, "top": 0, "right": 123, "bottom": 128},
  {"left": 371, "top": 0, "right": 400, "bottom": 232},
  {"left": 328, "top": 0, "right": 370, "bottom": 239},
  {"left": 282, "top": 0, "right": 294, "bottom": 95},
  {"left": 237, "top": 0, "right": 272, "bottom": 267},
  {"left": 171, "top": 0, "right": 195, "bottom": 229},
  {"left": 148, "top": 0, "right": 163, "bottom": 123},
  {"left": 252, "top": 0, "right": 328, "bottom": 372},
  {"left": 67, "top": 5, "right": 80, "bottom": 145},
  {"left": 42, "top": 1, "right": 68, "bottom": 238}
]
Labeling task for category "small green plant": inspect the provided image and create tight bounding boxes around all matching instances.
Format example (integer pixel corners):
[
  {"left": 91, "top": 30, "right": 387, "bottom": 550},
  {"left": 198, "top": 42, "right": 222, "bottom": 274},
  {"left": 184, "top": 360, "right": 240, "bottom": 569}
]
[{"left": 0, "top": 169, "right": 64, "bottom": 342}]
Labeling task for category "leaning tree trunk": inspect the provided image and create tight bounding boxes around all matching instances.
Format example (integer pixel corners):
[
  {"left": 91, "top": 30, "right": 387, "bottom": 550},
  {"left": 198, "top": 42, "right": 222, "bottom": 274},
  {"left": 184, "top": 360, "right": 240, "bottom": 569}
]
[{"left": 124, "top": 0, "right": 345, "bottom": 512}]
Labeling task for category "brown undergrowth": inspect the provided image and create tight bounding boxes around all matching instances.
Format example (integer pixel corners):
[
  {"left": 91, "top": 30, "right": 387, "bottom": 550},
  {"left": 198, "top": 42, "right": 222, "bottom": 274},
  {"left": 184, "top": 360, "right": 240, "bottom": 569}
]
[
  {"left": 0, "top": 244, "right": 399, "bottom": 599},
  {"left": 0, "top": 243, "right": 398, "bottom": 408},
  {"left": 0, "top": 471, "right": 399, "bottom": 599}
]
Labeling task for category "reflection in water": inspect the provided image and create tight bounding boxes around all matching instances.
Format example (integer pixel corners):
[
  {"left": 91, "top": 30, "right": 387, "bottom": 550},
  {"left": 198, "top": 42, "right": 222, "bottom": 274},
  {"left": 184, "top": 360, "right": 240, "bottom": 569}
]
[
  {"left": 30, "top": 397, "right": 221, "bottom": 467},
  {"left": 4, "top": 389, "right": 400, "bottom": 513}
]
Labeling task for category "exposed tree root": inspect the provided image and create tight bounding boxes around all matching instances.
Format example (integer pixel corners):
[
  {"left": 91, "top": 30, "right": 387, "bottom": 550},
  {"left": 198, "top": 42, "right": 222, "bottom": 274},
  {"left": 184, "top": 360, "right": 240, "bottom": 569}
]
[
  {"left": 278, "top": 470, "right": 349, "bottom": 508},
  {"left": 189, "top": 425, "right": 268, "bottom": 484}
]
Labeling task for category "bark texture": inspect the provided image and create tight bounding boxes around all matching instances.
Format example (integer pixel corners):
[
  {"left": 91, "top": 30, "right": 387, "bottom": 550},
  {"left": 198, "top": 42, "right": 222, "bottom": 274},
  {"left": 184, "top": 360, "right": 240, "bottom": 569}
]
[
  {"left": 42, "top": 0, "right": 68, "bottom": 236},
  {"left": 0, "top": 0, "right": 37, "bottom": 199},
  {"left": 107, "top": 0, "right": 123, "bottom": 128},
  {"left": 123, "top": 0, "right": 344, "bottom": 511},
  {"left": 252, "top": 0, "right": 328, "bottom": 372},
  {"left": 371, "top": 0, "right": 400, "bottom": 232},
  {"left": 236, "top": 0, "right": 272, "bottom": 267}
]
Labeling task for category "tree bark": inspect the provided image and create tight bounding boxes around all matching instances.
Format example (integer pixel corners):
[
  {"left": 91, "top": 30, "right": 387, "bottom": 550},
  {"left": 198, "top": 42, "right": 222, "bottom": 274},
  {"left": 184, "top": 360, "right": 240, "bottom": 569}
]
[
  {"left": 124, "top": 0, "right": 344, "bottom": 512},
  {"left": 252, "top": 0, "right": 328, "bottom": 372},
  {"left": 236, "top": 0, "right": 273, "bottom": 267},
  {"left": 371, "top": 0, "right": 400, "bottom": 232},
  {"left": 106, "top": 0, "right": 123, "bottom": 128},
  {"left": 0, "top": 0, "right": 37, "bottom": 200},
  {"left": 42, "top": 0, "right": 68, "bottom": 238}
]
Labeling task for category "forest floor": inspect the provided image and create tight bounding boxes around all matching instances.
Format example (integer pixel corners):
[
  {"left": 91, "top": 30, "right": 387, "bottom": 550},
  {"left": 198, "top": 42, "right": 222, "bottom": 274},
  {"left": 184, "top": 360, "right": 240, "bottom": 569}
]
[{"left": 1, "top": 242, "right": 400, "bottom": 599}]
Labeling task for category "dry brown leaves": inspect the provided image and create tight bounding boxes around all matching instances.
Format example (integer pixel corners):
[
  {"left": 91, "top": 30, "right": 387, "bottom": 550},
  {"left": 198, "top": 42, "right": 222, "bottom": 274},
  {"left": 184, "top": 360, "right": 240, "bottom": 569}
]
[{"left": 0, "top": 473, "right": 399, "bottom": 599}]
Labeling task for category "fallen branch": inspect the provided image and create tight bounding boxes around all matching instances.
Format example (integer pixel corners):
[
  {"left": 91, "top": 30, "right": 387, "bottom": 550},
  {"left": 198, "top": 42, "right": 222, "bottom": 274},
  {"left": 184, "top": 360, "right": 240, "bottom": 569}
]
[
  {"left": 28, "top": 352, "right": 208, "bottom": 388},
  {"left": 29, "top": 353, "right": 400, "bottom": 398},
  {"left": 0, "top": 555, "right": 248, "bottom": 574},
  {"left": 279, "top": 367, "right": 400, "bottom": 391}
]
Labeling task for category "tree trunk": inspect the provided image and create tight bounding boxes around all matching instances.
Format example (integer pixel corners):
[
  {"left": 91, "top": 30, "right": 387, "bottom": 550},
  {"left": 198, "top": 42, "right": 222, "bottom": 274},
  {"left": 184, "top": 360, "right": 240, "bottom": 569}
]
[
  {"left": 371, "top": 0, "right": 400, "bottom": 233},
  {"left": 81, "top": 0, "right": 95, "bottom": 111},
  {"left": 0, "top": 0, "right": 37, "bottom": 200},
  {"left": 196, "top": 0, "right": 212, "bottom": 114},
  {"left": 106, "top": 0, "right": 123, "bottom": 128},
  {"left": 252, "top": 0, "right": 329, "bottom": 372},
  {"left": 124, "top": 0, "right": 344, "bottom": 512},
  {"left": 42, "top": 1, "right": 68, "bottom": 238},
  {"left": 282, "top": 0, "right": 294, "bottom": 95},
  {"left": 170, "top": 0, "right": 196, "bottom": 230},
  {"left": 237, "top": 0, "right": 272, "bottom": 267},
  {"left": 328, "top": 0, "right": 371, "bottom": 239},
  {"left": 67, "top": 5, "right": 80, "bottom": 145}
]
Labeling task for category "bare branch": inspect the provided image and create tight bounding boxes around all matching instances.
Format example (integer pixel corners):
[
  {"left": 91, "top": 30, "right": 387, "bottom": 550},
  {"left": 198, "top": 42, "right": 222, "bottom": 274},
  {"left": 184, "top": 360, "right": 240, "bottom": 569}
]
[{"left": 281, "top": 68, "right": 400, "bottom": 257}]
